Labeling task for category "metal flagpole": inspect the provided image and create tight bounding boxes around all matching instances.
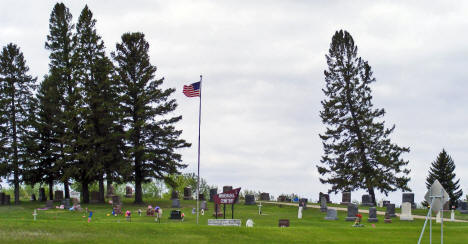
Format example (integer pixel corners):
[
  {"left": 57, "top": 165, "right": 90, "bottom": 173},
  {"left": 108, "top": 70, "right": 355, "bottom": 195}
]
[{"left": 196, "top": 75, "right": 203, "bottom": 224}]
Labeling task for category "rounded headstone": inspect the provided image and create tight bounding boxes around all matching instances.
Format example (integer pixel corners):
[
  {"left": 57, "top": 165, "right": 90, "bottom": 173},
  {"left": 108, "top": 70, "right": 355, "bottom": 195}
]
[
  {"left": 223, "top": 186, "right": 233, "bottom": 193},
  {"left": 209, "top": 188, "right": 217, "bottom": 202},
  {"left": 245, "top": 194, "right": 256, "bottom": 205}
]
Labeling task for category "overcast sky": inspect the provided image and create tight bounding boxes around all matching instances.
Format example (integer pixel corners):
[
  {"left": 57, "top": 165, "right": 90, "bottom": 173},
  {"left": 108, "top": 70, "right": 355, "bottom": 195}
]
[{"left": 1, "top": 0, "right": 468, "bottom": 205}]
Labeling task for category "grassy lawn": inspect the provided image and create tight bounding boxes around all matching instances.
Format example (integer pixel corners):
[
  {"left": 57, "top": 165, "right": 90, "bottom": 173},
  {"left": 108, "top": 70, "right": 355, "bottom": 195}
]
[{"left": 1, "top": 198, "right": 468, "bottom": 243}]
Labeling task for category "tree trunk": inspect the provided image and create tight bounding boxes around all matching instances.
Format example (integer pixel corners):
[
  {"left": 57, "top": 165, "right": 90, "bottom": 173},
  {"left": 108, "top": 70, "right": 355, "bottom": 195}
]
[
  {"left": 14, "top": 172, "right": 20, "bottom": 205},
  {"left": 135, "top": 162, "right": 143, "bottom": 204},
  {"left": 98, "top": 177, "right": 105, "bottom": 203},
  {"left": 64, "top": 180, "right": 70, "bottom": 199},
  {"left": 49, "top": 181, "right": 54, "bottom": 200},
  {"left": 82, "top": 181, "right": 89, "bottom": 204},
  {"left": 368, "top": 187, "right": 376, "bottom": 205}
]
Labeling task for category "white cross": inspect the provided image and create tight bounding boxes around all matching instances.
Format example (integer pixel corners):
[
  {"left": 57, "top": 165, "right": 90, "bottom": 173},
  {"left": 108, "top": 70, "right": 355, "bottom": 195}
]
[{"left": 33, "top": 210, "right": 37, "bottom": 221}]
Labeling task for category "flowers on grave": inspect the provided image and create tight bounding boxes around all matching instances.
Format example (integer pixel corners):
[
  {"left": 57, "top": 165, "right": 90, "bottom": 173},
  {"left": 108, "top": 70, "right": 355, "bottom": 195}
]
[{"left": 353, "top": 214, "right": 363, "bottom": 227}]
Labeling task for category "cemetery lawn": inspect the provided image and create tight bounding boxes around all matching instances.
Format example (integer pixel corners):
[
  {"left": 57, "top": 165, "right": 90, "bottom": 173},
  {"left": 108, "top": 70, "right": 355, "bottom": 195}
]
[{"left": 1, "top": 200, "right": 468, "bottom": 243}]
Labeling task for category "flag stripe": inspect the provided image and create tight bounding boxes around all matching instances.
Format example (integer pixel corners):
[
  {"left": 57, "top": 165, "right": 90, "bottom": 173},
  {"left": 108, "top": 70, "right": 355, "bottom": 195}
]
[{"left": 183, "top": 82, "right": 201, "bottom": 97}]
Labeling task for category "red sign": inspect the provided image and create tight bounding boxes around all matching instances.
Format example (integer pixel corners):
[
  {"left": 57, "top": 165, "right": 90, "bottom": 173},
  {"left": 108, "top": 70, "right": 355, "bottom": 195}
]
[{"left": 214, "top": 188, "right": 241, "bottom": 204}]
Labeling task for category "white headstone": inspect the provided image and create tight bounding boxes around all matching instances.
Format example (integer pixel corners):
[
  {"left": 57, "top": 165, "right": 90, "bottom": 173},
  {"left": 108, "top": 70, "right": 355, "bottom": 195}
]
[
  {"left": 450, "top": 210, "right": 455, "bottom": 222},
  {"left": 436, "top": 211, "right": 441, "bottom": 223},
  {"left": 378, "top": 200, "right": 383, "bottom": 208},
  {"left": 400, "top": 202, "right": 414, "bottom": 221},
  {"left": 246, "top": 219, "right": 254, "bottom": 227},
  {"left": 424, "top": 180, "right": 449, "bottom": 214},
  {"left": 298, "top": 206, "right": 303, "bottom": 219}
]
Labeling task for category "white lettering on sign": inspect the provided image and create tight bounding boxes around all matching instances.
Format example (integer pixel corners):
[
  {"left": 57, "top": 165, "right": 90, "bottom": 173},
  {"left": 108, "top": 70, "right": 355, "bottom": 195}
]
[{"left": 208, "top": 219, "right": 241, "bottom": 226}]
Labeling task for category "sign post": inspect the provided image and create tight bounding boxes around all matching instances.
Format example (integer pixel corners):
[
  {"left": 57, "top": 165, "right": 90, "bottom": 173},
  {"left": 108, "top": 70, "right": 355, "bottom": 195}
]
[{"left": 213, "top": 188, "right": 241, "bottom": 219}]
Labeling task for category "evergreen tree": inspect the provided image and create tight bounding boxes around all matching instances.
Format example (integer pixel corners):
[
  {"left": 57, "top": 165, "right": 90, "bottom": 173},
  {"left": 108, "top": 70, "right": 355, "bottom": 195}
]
[
  {"left": 45, "top": 2, "right": 76, "bottom": 199},
  {"left": 73, "top": 5, "right": 125, "bottom": 202},
  {"left": 112, "top": 32, "right": 190, "bottom": 203},
  {"left": 425, "top": 149, "right": 462, "bottom": 207},
  {"left": 317, "top": 30, "right": 411, "bottom": 204},
  {"left": 0, "top": 43, "right": 37, "bottom": 204}
]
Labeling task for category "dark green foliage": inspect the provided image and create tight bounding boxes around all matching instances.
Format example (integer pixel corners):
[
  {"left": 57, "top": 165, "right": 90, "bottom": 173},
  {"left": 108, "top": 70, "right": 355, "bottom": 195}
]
[
  {"left": 317, "top": 30, "right": 410, "bottom": 204},
  {"left": 0, "top": 43, "right": 37, "bottom": 204},
  {"left": 425, "top": 149, "right": 462, "bottom": 207},
  {"left": 112, "top": 32, "right": 190, "bottom": 203}
]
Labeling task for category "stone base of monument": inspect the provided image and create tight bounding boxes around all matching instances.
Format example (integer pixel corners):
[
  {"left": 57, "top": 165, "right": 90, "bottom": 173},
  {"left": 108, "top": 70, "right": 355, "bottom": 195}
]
[
  {"left": 345, "top": 217, "right": 357, "bottom": 221},
  {"left": 208, "top": 219, "right": 241, "bottom": 226},
  {"left": 171, "top": 199, "right": 180, "bottom": 208},
  {"left": 183, "top": 197, "right": 192, "bottom": 200},
  {"left": 400, "top": 215, "right": 414, "bottom": 221},
  {"left": 212, "top": 212, "right": 223, "bottom": 217},
  {"left": 387, "top": 213, "right": 397, "bottom": 218},
  {"left": 320, "top": 207, "right": 327, "bottom": 212},
  {"left": 367, "top": 218, "right": 378, "bottom": 222},
  {"left": 340, "top": 202, "right": 351, "bottom": 205},
  {"left": 459, "top": 210, "right": 468, "bottom": 214},
  {"left": 361, "top": 203, "right": 375, "bottom": 207}
]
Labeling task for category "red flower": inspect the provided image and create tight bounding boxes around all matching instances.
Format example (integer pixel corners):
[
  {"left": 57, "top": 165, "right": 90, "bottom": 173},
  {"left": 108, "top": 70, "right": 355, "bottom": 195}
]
[{"left": 356, "top": 214, "right": 362, "bottom": 218}]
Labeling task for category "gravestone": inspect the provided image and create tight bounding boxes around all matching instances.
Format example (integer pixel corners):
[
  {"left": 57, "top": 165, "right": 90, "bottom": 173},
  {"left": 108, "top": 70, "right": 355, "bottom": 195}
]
[
  {"left": 113, "top": 204, "right": 122, "bottom": 215},
  {"left": 183, "top": 187, "right": 192, "bottom": 200},
  {"left": 171, "top": 190, "right": 179, "bottom": 199},
  {"left": 62, "top": 198, "right": 71, "bottom": 209},
  {"left": 246, "top": 219, "right": 254, "bottom": 227},
  {"left": 0, "top": 192, "right": 5, "bottom": 205},
  {"left": 223, "top": 186, "right": 233, "bottom": 193},
  {"left": 402, "top": 192, "right": 416, "bottom": 209},
  {"left": 112, "top": 195, "right": 121, "bottom": 205},
  {"left": 201, "top": 200, "right": 207, "bottom": 210},
  {"left": 71, "top": 197, "right": 80, "bottom": 205},
  {"left": 400, "top": 202, "right": 413, "bottom": 221},
  {"left": 320, "top": 196, "right": 328, "bottom": 212},
  {"left": 340, "top": 192, "right": 351, "bottom": 205},
  {"left": 383, "top": 200, "right": 390, "bottom": 207},
  {"left": 46, "top": 200, "right": 54, "bottom": 208},
  {"left": 459, "top": 201, "right": 468, "bottom": 214},
  {"left": 361, "top": 194, "right": 374, "bottom": 206},
  {"left": 209, "top": 188, "right": 217, "bottom": 202},
  {"left": 245, "top": 194, "right": 256, "bottom": 205},
  {"left": 106, "top": 185, "right": 115, "bottom": 197},
  {"left": 169, "top": 210, "right": 182, "bottom": 220},
  {"left": 325, "top": 208, "right": 338, "bottom": 220},
  {"left": 319, "top": 192, "right": 331, "bottom": 203},
  {"left": 30, "top": 194, "right": 36, "bottom": 201},
  {"left": 346, "top": 204, "right": 358, "bottom": 221},
  {"left": 384, "top": 212, "right": 392, "bottom": 223},
  {"left": 213, "top": 203, "right": 223, "bottom": 217},
  {"left": 278, "top": 219, "right": 290, "bottom": 227},
  {"left": 386, "top": 203, "right": 396, "bottom": 217},
  {"left": 4, "top": 195, "right": 10, "bottom": 205},
  {"left": 368, "top": 207, "right": 378, "bottom": 222},
  {"left": 90, "top": 191, "right": 100, "bottom": 203},
  {"left": 39, "top": 188, "right": 46, "bottom": 202},
  {"left": 298, "top": 206, "right": 303, "bottom": 219},
  {"left": 54, "top": 190, "right": 64, "bottom": 201},
  {"left": 125, "top": 186, "right": 133, "bottom": 198},
  {"left": 260, "top": 192, "right": 270, "bottom": 201},
  {"left": 199, "top": 193, "right": 205, "bottom": 201},
  {"left": 299, "top": 198, "right": 308, "bottom": 209},
  {"left": 172, "top": 198, "right": 180, "bottom": 208}
]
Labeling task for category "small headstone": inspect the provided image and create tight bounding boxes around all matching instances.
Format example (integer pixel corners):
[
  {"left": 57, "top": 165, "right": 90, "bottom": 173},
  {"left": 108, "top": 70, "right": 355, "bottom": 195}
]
[
  {"left": 345, "top": 204, "right": 358, "bottom": 221},
  {"left": 384, "top": 212, "right": 392, "bottom": 223},
  {"left": 125, "top": 186, "right": 133, "bottom": 198},
  {"left": 171, "top": 190, "right": 179, "bottom": 199},
  {"left": 183, "top": 187, "right": 192, "bottom": 200},
  {"left": 320, "top": 196, "right": 328, "bottom": 212},
  {"left": 299, "top": 198, "right": 308, "bottom": 209},
  {"left": 260, "top": 192, "right": 270, "bottom": 201},
  {"left": 62, "top": 199, "right": 71, "bottom": 209},
  {"left": 319, "top": 192, "right": 331, "bottom": 203},
  {"left": 361, "top": 194, "right": 374, "bottom": 206},
  {"left": 325, "top": 208, "right": 338, "bottom": 220},
  {"left": 169, "top": 210, "right": 182, "bottom": 220},
  {"left": 30, "top": 194, "right": 36, "bottom": 201},
  {"left": 340, "top": 192, "right": 351, "bottom": 205},
  {"left": 33, "top": 209, "right": 37, "bottom": 221},
  {"left": 402, "top": 192, "right": 416, "bottom": 209},
  {"left": 112, "top": 195, "right": 121, "bottom": 205},
  {"left": 459, "top": 202, "right": 468, "bottom": 214},
  {"left": 246, "top": 219, "right": 254, "bottom": 227},
  {"left": 245, "top": 194, "right": 256, "bottom": 205},
  {"left": 200, "top": 200, "right": 207, "bottom": 210},
  {"left": 278, "top": 219, "right": 290, "bottom": 227},
  {"left": 223, "top": 186, "right": 233, "bottom": 193},
  {"left": 298, "top": 206, "right": 303, "bottom": 219},
  {"left": 192, "top": 208, "right": 196, "bottom": 214},
  {"left": 46, "top": 200, "right": 54, "bottom": 209},
  {"left": 199, "top": 193, "right": 205, "bottom": 201},
  {"left": 451, "top": 209, "right": 455, "bottom": 221},
  {"left": 0, "top": 192, "right": 5, "bottom": 205},
  {"left": 383, "top": 200, "right": 390, "bottom": 207},
  {"left": 209, "top": 188, "right": 217, "bottom": 202},
  {"left": 368, "top": 207, "right": 378, "bottom": 222},
  {"left": 39, "top": 188, "right": 46, "bottom": 202},
  {"left": 113, "top": 204, "right": 122, "bottom": 215},
  {"left": 171, "top": 198, "right": 180, "bottom": 208},
  {"left": 400, "top": 202, "right": 413, "bottom": 221},
  {"left": 90, "top": 191, "right": 100, "bottom": 203},
  {"left": 106, "top": 185, "right": 115, "bottom": 197},
  {"left": 54, "top": 190, "right": 64, "bottom": 201},
  {"left": 386, "top": 204, "right": 396, "bottom": 217}
]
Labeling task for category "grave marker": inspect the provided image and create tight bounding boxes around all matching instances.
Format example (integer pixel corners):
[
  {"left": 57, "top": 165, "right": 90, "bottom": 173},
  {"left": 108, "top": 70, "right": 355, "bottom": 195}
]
[
  {"left": 183, "top": 187, "right": 192, "bottom": 200},
  {"left": 340, "top": 192, "right": 351, "bottom": 205},
  {"left": 244, "top": 194, "right": 256, "bottom": 205},
  {"left": 209, "top": 188, "right": 217, "bottom": 202},
  {"left": 345, "top": 204, "right": 358, "bottom": 221},
  {"left": 361, "top": 194, "right": 374, "bottom": 206},
  {"left": 54, "top": 190, "right": 63, "bottom": 202},
  {"left": 260, "top": 192, "right": 270, "bottom": 201},
  {"left": 125, "top": 186, "right": 133, "bottom": 198},
  {"left": 325, "top": 208, "right": 338, "bottom": 220},
  {"left": 278, "top": 219, "right": 290, "bottom": 227},
  {"left": 320, "top": 196, "right": 328, "bottom": 212},
  {"left": 368, "top": 207, "right": 378, "bottom": 222},
  {"left": 400, "top": 202, "right": 414, "bottom": 221},
  {"left": 39, "top": 188, "right": 46, "bottom": 202},
  {"left": 386, "top": 204, "right": 396, "bottom": 217}
]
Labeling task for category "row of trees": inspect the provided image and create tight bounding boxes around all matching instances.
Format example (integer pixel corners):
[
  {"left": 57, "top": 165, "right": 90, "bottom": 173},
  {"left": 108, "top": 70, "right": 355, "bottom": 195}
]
[
  {"left": 317, "top": 30, "right": 463, "bottom": 207},
  {"left": 0, "top": 3, "right": 190, "bottom": 204}
]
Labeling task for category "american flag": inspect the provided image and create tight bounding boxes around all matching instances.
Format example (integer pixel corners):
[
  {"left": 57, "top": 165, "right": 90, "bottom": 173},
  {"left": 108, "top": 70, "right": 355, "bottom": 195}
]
[{"left": 183, "top": 81, "right": 201, "bottom": 97}]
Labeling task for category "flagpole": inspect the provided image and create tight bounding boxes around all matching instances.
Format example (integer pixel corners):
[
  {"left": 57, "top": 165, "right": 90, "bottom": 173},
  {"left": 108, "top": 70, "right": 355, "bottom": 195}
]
[{"left": 196, "top": 74, "right": 202, "bottom": 224}]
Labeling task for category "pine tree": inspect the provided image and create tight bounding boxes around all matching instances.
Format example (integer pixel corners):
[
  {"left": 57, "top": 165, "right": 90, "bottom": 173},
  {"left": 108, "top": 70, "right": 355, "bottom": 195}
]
[
  {"left": 45, "top": 2, "right": 76, "bottom": 200},
  {"left": 425, "top": 149, "right": 462, "bottom": 207},
  {"left": 112, "top": 32, "right": 190, "bottom": 203},
  {"left": 0, "top": 43, "right": 37, "bottom": 204},
  {"left": 317, "top": 30, "right": 411, "bottom": 204},
  {"left": 73, "top": 5, "right": 125, "bottom": 202}
]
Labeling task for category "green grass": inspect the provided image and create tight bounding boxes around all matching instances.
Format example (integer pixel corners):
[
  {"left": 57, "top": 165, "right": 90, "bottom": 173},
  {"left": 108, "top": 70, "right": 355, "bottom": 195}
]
[{"left": 1, "top": 199, "right": 468, "bottom": 243}]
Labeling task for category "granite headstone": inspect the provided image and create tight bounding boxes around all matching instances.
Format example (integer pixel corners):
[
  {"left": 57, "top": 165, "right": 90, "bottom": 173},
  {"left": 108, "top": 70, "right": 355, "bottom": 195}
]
[
  {"left": 361, "top": 194, "right": 374, "bottom": 206},
  {"left": 209, "top": 188, "right": 217, "bottom": 202},
  {"left": 125, "top": 186, "right": 133, "bottom": 198},
  {"left": 54, "top": 190, "right": 63, "bottom": 201},
  {"left": 346, "top": 204, "right": 358, "bottom": 221},
  {"left": 172, "top": 198, "right": 180, "bottom": 208},
  {"left": 245, "top": 194, "right": 256, "bottom": 205},
  {"left": 458, "top": 201, "right": 468, "bottom": 214},
  {"left": 39, "top": 188, "right": 46, "bottom": 202},
  {"left": 402, "top": 192, "right": 416, "bottom": 209},
  {"left": 340, "top": 192, "right": 351, "bottom": 205},
  {"left": 368, "top": 207, "right": 378, "bottom": 222},
  {"left": 183, "top": 187, "right": 192, "bottom": 200},
  {"left": 386, "top": 203, "right": 396, "bottom": 217},
  {"left": 325, "top": 208, "right": 338, "bottom": 220},
  {"left": 320, "top": 196, "right": 328, "bottom": 212},
  {"left": 260, "top": 192, "right": 270, "bottom": 201}
]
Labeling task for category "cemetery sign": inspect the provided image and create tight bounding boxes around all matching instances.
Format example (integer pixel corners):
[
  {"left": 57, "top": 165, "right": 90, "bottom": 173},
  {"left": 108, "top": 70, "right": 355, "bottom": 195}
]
[{"left": 214, "top": 188, "right": 241, "bottom": 205}]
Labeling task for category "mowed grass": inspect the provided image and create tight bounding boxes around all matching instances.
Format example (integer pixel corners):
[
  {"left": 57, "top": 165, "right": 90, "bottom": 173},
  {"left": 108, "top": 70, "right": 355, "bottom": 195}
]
[{"left": 1, "top": 199, "right": 468, "bottom": 243}]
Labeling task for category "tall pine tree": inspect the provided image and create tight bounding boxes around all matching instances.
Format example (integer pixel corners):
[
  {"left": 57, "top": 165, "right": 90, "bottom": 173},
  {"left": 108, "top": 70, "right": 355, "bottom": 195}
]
[
  {"left": 0, "top": 43, "right": 37, "bottom": 204},
  {"left": 112, "top": 32, "right": 190, "bottom": 203},
  {"left": 426, "top": 149, "right": 462, "bottom": 207},
  {"left": 317, "top": 30, "right": 410, "bottom": 204}
]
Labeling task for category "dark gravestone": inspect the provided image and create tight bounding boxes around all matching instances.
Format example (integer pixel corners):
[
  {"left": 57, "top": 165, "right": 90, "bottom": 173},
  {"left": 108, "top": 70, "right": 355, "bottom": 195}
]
[
  {"left": 90, "top": 191, "right": 100, "bottom": 203},
  {"left": 30, "top": 194, "right": 36, "bottom": 201},
  {"left": 459, "top": 202, "right": 468, "bottom": 214},
  {"left": 386, "top": 204, "right": 396, "bottom": 217},
  {"left": 361, "top": 194, "right": 374, "bottom": 206},
  {"left": 112, "top": 195, "right": 121, "bottom": 205},
  {"left": 201, "top": 200, "right": 207, "bottom": 210},
  {"left": 125, "top": 186, "right": 133, "bottom": 198},
  {"left": 402, "top": 192, "right": 416, "bottom": 209},
  {"left": 4, "top": 195, "right": 10, "bottom": 205},
  {"left": 368, "top": 207, "right": 378, "bottom": 222},
  {"left": 340, "top": 192, "right": 351, "bottom": 205},
  {"left": 0, "top": 192, "right": 5, "bottom": 205},
  {"left": 278, "top": 195, "right": 287, "bottom": 202},
  {"left": 299, "top": 198, "right": 308, "bottom": 209},
  {"left": 171, "top": 190, "right": 179, "bottom": 199},
  {"left": 170, "top": 210, "right": 182, "bottom": 220},
  {"left": 319, "top": 192, "right": 331, "bottom": 203},
  {"left": 260, "top": 192, "right": 270, "bottom": 201},
  {"left": 171, "top": 198, "right": 180, "bottom": 208},
  {"left": 325, "top": 208, "right": 338, "bottom": 220},
  {"left": 383, "top": 200, "right": 390, "bottom": 207},
  {"left": 46, "top": 200, "right": 54, "bottom": 208},
  {"left": 54, "top": 190, "right": 64, "bottom": 201},
  {"left": 320, "top": 196, "right": 328, "bottom": 212},
  {"left": 278, "top": 219, "right": 290, "bottom": 227},
  {"left": 62, "top": 199, "right": 71, "bottom": 209},
  {"left": 223, "top": 186, "right": 233, "bottom": 193},
  {"left": 106, "top": 185, "right": 115, "bottom": 197},
  {"left": 346, "top": 204, "right": 358, "bottom": 221},
  {"left": 183, "top": 187, "right": 192, "bottom": 200},
  {"left": 209, "top": 188, "right": 217, "bottom": 202},
  {"left": 199, "top": 193, "right": 205, "bottom": 201},
  {"left": 245, "top": 194, "right": 256, "bottom": 205},
  {"left": 39, "top": 188, "right": 46, "bottom": 202}
]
